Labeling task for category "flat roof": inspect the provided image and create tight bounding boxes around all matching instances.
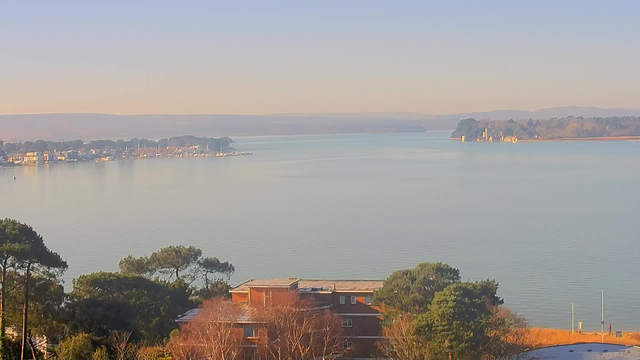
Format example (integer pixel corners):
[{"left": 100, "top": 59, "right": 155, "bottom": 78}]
[
  {"left": 231, "top": 278, "right": 384, "bottom": 293},
  {"left": 231, "top": 278, "right": 300, "bottom": 292},
  {"left": 299, "top": 280, "right": 384, "bottom": 292}
]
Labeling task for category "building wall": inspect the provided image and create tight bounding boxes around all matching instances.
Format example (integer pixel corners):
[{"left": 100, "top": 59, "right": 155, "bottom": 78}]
[
  {"left": 247, "top": 287, "right": 295, "bottom": 307},
  {"left": 232, "top": 292, "right": 248, "bottom": 303},
  {"left": 231, "top": 287, "right": 382, "bottom": 359}
]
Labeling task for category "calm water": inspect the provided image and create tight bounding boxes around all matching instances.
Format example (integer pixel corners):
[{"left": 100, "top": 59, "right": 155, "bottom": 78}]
[{"left": 1, "top": 131, "right": 639, "bottom": 331}]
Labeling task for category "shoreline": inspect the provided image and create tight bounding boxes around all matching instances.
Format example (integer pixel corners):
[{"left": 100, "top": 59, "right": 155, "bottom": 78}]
[
  {"left": 521, "top": 135, "right": 640, "bottom": 142},
  {"left": 451, "top": 135, "right": 640, "bottom": 142}
]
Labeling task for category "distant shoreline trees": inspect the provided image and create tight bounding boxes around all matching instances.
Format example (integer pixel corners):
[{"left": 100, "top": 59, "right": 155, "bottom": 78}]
[
  {"left": 0, "top": 135, "right": 233, "bottom": 154},
  {"left": 451, "top": 116, "right": 640, "bottom": 141}
]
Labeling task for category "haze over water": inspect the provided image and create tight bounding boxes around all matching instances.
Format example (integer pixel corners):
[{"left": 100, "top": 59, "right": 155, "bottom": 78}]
[{"left": 1, "top": 131, "right": 639, "bottom": 331}]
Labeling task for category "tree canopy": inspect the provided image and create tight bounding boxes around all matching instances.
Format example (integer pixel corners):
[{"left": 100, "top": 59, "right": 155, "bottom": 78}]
[
  {"left": 1, "top": 136, "right": 233, "bottom": 154},
  {"left": 374, "top": 262, "right": 461, "bottom": 314},
  {"left": 451, "top": 116, "right": 640, "bottom": 141},
  {"left": 419, "top": 282, "right": 495, "bottom": 360},
  {"left": 374, "top": 262, "right": 527, "bottom": 360},
  {"left": 69, "top": 272, "right": 194, "bottom": 342}
]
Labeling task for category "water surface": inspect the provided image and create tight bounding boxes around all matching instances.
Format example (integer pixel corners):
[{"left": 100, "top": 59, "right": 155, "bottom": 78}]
[{"left": 1, "top": 131, "right": 639, "bottom": 331}]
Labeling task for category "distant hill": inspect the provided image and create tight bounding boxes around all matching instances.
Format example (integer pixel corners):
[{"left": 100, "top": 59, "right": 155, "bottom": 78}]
[
  {"left": 2, "top": 107, "right": 640, "bottom": 141},
  {"left": 427, "top": 106, "right": 640, "bottom": 121},
  {"left": 0, "top": 113, "right": 427, "bottom": 142}
]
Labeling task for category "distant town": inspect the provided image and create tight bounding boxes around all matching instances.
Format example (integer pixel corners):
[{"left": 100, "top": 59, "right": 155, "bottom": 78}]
[{"left": 0, "top": 135, "right": 251, "bottom": 166}]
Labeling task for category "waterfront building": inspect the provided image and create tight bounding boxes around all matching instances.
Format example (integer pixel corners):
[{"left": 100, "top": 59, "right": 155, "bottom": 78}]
[
  {"left": 23, "top": 152, "right": 44, "bottom": 164},
  {"left": 178, "top": 278, "right": 384, "bottom": 359}
]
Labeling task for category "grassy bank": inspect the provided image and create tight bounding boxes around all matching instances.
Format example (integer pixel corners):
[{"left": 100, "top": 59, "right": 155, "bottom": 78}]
[{"left": 524, "top": 327, "right": 640, "bottom": 348}]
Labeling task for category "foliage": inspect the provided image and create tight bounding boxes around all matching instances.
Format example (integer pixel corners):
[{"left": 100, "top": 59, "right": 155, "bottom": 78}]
[
  {"left": 119, "top": 246, "right": 235, "bottom": 299},
  {"left": 92, "top": 346, "right": 108, "bottom": 360},
  {"left": 451, "top": 116, "right": 640, "bottom": 140},
  {"left": 257, "top": 294, "right": 347, "bottom": 360},
  {"left": 63, "top": 297, "right": 136, "bottom": 338},
  {"left": 1, "top": 135, "right": 233, "bottom": 154},
  {"left": 109, "top": 331, "right": 138, "bottom": 360},
  {"left": 57, "top": 333, "right": 94, "bottom": 360},
  {"left": 148, "top": 245, "right": 202, "bottom": 281},
  {"left": 69, "top": 272, "right": 194, "bottom": 342},
  {"left": 418, "top": 282, "right": 494, "bottom": 360},
  {"left": 4, "top": 270, "right": 66, "bottom": 340},
  {"left": 167, "top": 298, "right": 245, "bottom": 360},
  {"left": 118, "top": 255, "right": 155, "bottom": 277},
  {"left": 0, "top": 218, "right": 33, "bottom": 358},
  {"left": 0, "top": 219, "right": 67, "bottom": 360},
  {"left": 198, "top": 257, "right": 235, "bottom": 285},
  {"left": 193, "top": 280, "right": 232, "bottom": 301},
  {"left": 378, "top": 313, "right": 432, "bottom": 360},
  {"left": 374, "top": 262, "right": 460, "bottom": 314},
  {"left": 120, "top": 246, "right": 227, "bottom": 283},
  {"left": 137, "top": 346, "right": 169, "bottom": 360},
  {"left": 482, "top": 307, "right": 529, "bottom": 360}
]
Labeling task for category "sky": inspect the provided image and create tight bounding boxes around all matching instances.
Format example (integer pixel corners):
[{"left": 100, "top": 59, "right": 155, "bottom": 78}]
[{"left": 1, "top": 0, "right": 639, "bottom": 115}]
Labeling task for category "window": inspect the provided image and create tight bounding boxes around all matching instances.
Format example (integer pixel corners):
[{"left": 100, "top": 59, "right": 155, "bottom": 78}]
[
  {"left": 243, "top": 325, "right": 258, "bottom": 338},
  {"left": 342, "top": 318, "right": 353, "bottom": 328},
  {"left": 342, "top": 340, "right": 353, "bottom": 350},
  {"left": 350, "top": 296, "right": 357, "bottom": 305},
  {"left": 364, "top": 296, "right": 372, "bottom": 305},
  {"left": 339, "top": 296, "right": 345, "bottom": 305},
  {"left": 264, "top": 290, "right": 272, "bottom": 307}
]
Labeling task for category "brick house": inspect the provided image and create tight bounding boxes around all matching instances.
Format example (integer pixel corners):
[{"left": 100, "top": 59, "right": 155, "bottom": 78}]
[{"left": 178, "top": 278, "right": 385, "bottom": 359}]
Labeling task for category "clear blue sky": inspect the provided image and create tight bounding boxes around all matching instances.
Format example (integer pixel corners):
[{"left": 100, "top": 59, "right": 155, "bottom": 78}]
[{"left": 1, "top": 0, "right": 639, "bottom": 114}]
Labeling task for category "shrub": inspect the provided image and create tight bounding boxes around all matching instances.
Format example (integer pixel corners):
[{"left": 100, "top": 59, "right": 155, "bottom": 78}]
[{"left": 58, "top": 333, "right": 94, "bottom": 360}]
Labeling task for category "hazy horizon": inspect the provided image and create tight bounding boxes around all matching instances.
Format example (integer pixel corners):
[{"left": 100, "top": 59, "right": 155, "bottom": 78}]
[
  {"left": 2, "top": 1, "right": 640, "bottom": 115},
  {"left": 3, "top": 105, "right": 640, "bottom": 117}
]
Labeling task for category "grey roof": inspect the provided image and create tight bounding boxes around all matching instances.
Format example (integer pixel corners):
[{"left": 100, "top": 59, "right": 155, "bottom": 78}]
[
  {"left": 298, "top": 280, "right": 384, "bottom": 292},
  {"left": 176, "top": 305, "right": 261, "bottom": 323},
  {"left": 231, "top": 278, "right": 384, "bottom": 293},
  {"left": 230, "top": 278, "right": 300, "bottom": 292}
]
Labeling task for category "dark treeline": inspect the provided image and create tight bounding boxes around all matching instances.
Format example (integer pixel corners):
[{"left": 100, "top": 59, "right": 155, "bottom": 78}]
[
  {"left": 0, "top": 219, "right": 235, "bottom": 360},
  {"left": 451, "top": 116, "right": 640, "bottom": 140},
  {"left": 1, "top": 135, "right": 233, "bottom": 154},
  {"left": 0, "top": 219, "right": 531, "bottom": 360}
]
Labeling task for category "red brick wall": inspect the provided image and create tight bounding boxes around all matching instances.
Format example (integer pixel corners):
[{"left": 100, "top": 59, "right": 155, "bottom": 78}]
[
  {"left": 332, "top": 292, "right": 382, "bottom": 314},
  {"left": 232, "top": 292, "right": 248, "bottom": 303}
]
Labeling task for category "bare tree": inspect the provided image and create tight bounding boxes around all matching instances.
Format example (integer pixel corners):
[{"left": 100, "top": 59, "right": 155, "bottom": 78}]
[
  {"left": 377, "top": 313, "right": 432, "bottom": 360},
  {"left": 482, "top": 307, "right": 530, "bottom": 360},
  {"left": 167, "top": 298, "right": 245, "bottom": 360},
  {"left": 109, "top": 331, "right": 139, "bottom": 360},
  {"left": 258, "top": 294, "right": 346, "bottom": 360}
]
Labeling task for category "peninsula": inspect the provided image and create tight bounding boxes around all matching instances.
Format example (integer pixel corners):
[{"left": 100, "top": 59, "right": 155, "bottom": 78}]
[
  {"left": 0, "top": 135, "right": 243, "bottom": 166},
  {"left": 450, "top": 116, "right": 640, "bottom": 142}
]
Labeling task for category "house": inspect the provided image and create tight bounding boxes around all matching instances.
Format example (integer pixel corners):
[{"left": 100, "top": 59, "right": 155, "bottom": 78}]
[
  {"left": 178, "top": 278, "right": 385, "bottom": 359},
  {"left": 23, "top": 152, "right": 44, "bottom": 164}
]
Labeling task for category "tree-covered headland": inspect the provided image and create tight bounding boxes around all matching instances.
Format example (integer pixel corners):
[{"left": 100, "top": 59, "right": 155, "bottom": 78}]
[{"left": 451, "top": 116, "right": 640, "bottom": 141}]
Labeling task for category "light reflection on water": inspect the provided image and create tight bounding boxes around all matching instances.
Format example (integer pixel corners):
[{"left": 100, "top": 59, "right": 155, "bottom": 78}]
[{"left": 1, "top": 131, "right": 639, "bottom": 331}]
